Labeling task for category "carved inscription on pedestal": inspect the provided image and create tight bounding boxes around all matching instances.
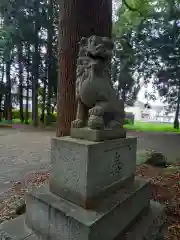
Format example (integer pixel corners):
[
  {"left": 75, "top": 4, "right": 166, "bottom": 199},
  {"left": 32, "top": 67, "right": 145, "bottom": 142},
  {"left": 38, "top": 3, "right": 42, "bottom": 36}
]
[{"left": 110, "top": 151, "right": 124, "bottom": 177}]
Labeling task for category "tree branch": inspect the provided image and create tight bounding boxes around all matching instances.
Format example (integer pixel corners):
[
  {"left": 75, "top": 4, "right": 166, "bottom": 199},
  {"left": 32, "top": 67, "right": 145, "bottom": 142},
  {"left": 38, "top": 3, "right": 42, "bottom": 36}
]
[{"left": 122, "top": 0, "right": 143, "bottom": 16}]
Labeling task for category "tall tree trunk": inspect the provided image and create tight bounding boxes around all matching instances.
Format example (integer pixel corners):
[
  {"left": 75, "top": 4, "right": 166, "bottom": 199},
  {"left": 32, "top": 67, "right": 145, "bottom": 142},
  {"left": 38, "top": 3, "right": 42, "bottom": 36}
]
[
  {"left": 56, "top": 0, "right": 112, "bottom": 136},
  {"left": 46, "top": 0, "right": 54, "bottom": 124},
  {"left": 0, "top": 63, "right": 4, "bottom": 121},
  {"left": 174, "top": 88, "right": 180, "bottom": 129},
  {"left": 25, "top": 44, "right": 30, "bottom": 125},
  {"left": 40, "top": 83, "right": 46, "bottom": 124},
  {"left": 40, "top": 62, "right": 47, "bottom": 124},
  {"left": 18, "top": 44, "right": 24, "bottom": 123},
  {"left": 25, "top": 80, "right": 29, "bottom": 124},
  {"left": 122, "top": 89, "right": 126, "bottom": 104},
  {"left": 5, "top": 56, "right": 12, "bottom": 122},
  {"left": 4, "top": 12, "right": 12, "bottom": 122},
  {"left": 32, "top": 3, "right": 40, "bottom": 127}
]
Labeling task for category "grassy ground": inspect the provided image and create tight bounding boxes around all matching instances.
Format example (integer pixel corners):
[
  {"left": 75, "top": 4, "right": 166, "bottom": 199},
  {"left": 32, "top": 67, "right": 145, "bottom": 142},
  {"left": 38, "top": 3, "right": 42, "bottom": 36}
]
[
  {"left": 0, "top": 119, "right": 28, "bottom": 124},
  {"left": 1, "top": 118, "right": 180, "bottom": 133},
  {"left": 125, "top": 121, "right": 180, "bottom": 133}
]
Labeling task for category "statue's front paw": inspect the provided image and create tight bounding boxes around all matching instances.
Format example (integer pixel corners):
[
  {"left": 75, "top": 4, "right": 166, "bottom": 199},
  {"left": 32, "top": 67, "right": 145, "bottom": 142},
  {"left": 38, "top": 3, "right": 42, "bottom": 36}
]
[
  {"left": 89, "top": 106, "right": 104, "bottom": 116},
  {"left": 88, "top": 115, "right": 104, "bottom": 130},
  {"left": 71, "top": 119, "right": 84, "bottom": 128}
]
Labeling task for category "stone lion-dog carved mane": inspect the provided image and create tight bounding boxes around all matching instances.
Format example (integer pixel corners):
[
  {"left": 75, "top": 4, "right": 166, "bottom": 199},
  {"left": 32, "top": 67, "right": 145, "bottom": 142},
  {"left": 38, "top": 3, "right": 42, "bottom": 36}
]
[{"left": 71, "top": 35, "right": 125, "bottom": 130}]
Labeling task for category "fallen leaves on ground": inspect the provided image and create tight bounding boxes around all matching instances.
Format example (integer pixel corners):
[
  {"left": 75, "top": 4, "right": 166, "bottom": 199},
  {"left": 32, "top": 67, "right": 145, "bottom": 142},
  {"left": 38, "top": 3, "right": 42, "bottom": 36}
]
[
  {"left": 1, "top": 165, "right": 180, "bottom": 239},
  {"left": 136, "top": 164, "right": 180, "bottom": 240},
  {"left": 0, "top": 171, "right": 49, "bottom": 223}
]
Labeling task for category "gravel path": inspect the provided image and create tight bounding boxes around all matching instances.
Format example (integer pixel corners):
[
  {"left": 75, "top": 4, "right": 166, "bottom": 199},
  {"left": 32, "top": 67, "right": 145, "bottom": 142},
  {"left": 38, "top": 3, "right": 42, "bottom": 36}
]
[
  {"left": 0, "top": 129, "right": 54, "bottom": 195},
  {"left": 0, "top": 128, "right": 180, "bottom": 196}
]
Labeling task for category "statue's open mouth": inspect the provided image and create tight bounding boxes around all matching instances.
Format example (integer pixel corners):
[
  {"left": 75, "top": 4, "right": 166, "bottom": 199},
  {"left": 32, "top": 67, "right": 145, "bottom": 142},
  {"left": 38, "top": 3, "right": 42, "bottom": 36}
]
[{"left": 87, "top": 52, "right": 107, "bottom": 62}]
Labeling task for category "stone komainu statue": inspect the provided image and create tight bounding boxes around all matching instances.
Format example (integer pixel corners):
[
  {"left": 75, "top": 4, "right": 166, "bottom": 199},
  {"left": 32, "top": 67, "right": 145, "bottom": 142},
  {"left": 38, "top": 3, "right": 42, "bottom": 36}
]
[{"left": 71, "top": 36, "right": 125, "bottom": 130}]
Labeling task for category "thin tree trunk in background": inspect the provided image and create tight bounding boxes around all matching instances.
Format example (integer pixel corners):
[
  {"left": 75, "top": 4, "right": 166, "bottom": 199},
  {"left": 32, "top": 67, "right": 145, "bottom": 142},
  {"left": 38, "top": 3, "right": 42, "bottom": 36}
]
[
  {"left": 18, "top": 44, "right": 24, "bottom": 123},
  {"left": 0, "top": 63, "right": 4, "bottom": 121},
  {"left": 32, "top": 3, "right": 40, "bottom": 127},
  {"left": 174, "top": 88, "right": 180, "bottom": 129},
  {"left": 25, "top": 78, "right": 29, "bottom": 124},
  {"left": 25, "top": 44, "right": 30, "bottom": 125},
  {"left": 40, "top": 63, "right": 47, "bottom": 124},
  {"left": 122, "top": 89, "right": 126, "bottom": 103},
  {"left": 40, "top": 83, "right": 46, "bottom": 124},
  {"left": 5, "top": 56, "right": 12, "bottom": 122},
  {"left": 4, "top": 12, "right": 12, "bottom": 122},
  {"left": 46, "top": 0, "right": 54, "bottom": 124},
  {"left": 56, "top": 0, "right": 112, "bottom": 136},
  {"left": 4, "top": 95, "right": 7, "bottom": 120}
]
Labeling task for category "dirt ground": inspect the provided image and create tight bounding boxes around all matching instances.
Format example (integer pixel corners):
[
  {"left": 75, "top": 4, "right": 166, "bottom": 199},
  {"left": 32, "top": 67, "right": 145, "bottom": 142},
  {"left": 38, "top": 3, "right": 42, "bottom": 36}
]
[
  {"left": 0, "top": 128, "right": 180, "bottom": 196},
  {"left": 128, "top": 131, "right": 180, "bottom": 163}
]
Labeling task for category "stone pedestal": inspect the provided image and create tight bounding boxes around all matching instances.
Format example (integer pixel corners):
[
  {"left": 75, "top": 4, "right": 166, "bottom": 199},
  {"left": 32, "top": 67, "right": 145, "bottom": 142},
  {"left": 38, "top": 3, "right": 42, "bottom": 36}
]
[
  {"left": 23, "top": 133, "right": 165, "bottom": 240},
  {"left": 49, "top": 136, "right": 136, "bottom": 208},
  {"left": 25, "top": 179, "right": 151, "bottom": 240}
]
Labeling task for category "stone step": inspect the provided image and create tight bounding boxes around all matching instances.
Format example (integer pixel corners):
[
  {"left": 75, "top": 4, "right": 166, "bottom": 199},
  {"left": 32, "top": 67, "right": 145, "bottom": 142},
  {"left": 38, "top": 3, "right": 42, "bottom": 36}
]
[
  {"left": 119, "top": 201, "right": 166, "bottom": 240},
  {"left": 0, "top": 215, "right": 33, "bottom": 240},
  {"left": 25, "top": 178, "right": 151, "bottom": 240},
  {"left": 0, "top": 201, "right": 165, "bottom": 240}
]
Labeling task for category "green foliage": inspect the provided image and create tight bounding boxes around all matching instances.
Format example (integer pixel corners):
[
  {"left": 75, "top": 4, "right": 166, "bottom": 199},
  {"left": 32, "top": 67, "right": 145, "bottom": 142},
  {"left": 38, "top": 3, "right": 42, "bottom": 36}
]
[
  {"left": 125, "top": 121, "right": 180, "bottom": 133},
  {"left": 113, "top": 0, "right": 150, "bottom": 37},
  {"left": 12, "top": 110, "right": 31, "bottom": 120},
  {"left": 113, "top": 0, "right": 171, "bottom": 37},
  {"left": 45, "top": 112, "right": 57, "bottom": 123},
  {"left": 0, "top": 0, "right": 59, "bottom": 125},
  {"left": 124, "top": 118, "right": 131, "bottom": 125},
  {"left": 112, "top": 37, "right": 141, "bottom": 104}
]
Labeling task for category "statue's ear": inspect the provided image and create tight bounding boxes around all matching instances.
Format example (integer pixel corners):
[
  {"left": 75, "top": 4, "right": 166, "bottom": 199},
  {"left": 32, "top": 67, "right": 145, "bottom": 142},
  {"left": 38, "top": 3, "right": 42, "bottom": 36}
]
[{"left": 79, "top": 37, "right": 87, "bottom": 46}]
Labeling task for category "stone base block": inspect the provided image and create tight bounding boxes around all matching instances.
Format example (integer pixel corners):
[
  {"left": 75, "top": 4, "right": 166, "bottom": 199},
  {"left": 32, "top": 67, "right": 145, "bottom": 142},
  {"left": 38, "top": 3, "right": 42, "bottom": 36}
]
[
  {"left": 50, "top": 136, "right": 137, "bottom": 208},
  {"left": 0, "top": 215, "right": 33, "bottom": 240},
  {"left": 70, "top": 127, "right": 126, "bottom": 141},
  {"left": 25, "top": 179, "right": 151, "bottom": 240},
  {"left": 119, "top": 201, "right": 166, "bottom": 240},
  {"left": 0, "top": 202, "right": 166, "bottom": 240}
]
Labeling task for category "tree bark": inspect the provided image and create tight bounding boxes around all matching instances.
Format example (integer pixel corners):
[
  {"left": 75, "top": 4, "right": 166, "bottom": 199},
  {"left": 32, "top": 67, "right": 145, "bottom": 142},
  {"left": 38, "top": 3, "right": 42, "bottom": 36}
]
[
  {"left": 25, "top": 44, "right": 30, "bottom": 125},
  {"left": 46, "top": 0, "right": 54, "bottom": 124},
  {"left": 0, "top": 63, "right": 4, "bottom": 121},
  {"left": 4, "top": 11, "right": 12, "bottom": 122},
  {"left": 32, "top": 2, "right": 40, "bottom": 127},
  {"left": 40, "top": 76, "right": 47, "bottom": 124},
  {"left": 5, "top": 56, "right": 12, "bottom": 122},
  {"left": 56, "top": 0, "right": 112, "bottom": 136},
  {"left": 174, "top": 88, "right": 180, "bottom": 129},
  {"left": 18, "top": 44, "right": 24, "bottom": 123}
]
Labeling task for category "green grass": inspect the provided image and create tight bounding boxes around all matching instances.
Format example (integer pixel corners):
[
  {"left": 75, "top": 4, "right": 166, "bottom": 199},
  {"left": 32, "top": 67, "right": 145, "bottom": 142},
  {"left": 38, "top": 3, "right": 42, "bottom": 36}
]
[
  {"left": 0, "top": 119, "right": 32, "bottom": 125},
  {"left": 125, "top": 121, "right": 180, "bottom": 133},
  {"left": 1, "top": 118, "right": 180, "bottom": 133}
]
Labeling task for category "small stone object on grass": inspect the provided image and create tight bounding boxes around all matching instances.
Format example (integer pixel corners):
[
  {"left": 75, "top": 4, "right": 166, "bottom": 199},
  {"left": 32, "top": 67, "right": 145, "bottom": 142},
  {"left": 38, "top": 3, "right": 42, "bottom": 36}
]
[
  {"left": 145, "top": 150, "right": 167, "bottom": 168},
  {"left": 15, "top": 199, "right": 26, "bottom": 215},
  {"left": 137, "top": 149, "right": 167, "bottom": 168}
]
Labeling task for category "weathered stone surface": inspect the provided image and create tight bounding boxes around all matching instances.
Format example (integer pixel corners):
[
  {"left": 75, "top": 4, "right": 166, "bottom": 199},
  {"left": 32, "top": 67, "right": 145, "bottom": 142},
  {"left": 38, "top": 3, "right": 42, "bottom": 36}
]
[
  {"left": 25, "top": 235, "right": 39, "bottom": 240},
  {"left": 25, "top": 179, "right": 151, "bottom": 240},
  {"left": 137, "top": 149, "right": 167, "bottom": 168},
  {"left": 0, "top": 215, "right": 33, "bottom": 240},
  {"left": 49, "top": 136, "right": 137, "bottom": 208},
  {"left": 71, "top": 36, "right": 125, "bottom": 130},
  {"left": 145, "top": 150, "right": 167, "bottom": 168},
  {"left": 0, "top": 200, "right": 165, "bottom": 240},
  {"left": 71, "top": 127, "right": 126, "bottom": 141},
  {"left": 119, "top": 201, "right": 166, "bottom": 240}
]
